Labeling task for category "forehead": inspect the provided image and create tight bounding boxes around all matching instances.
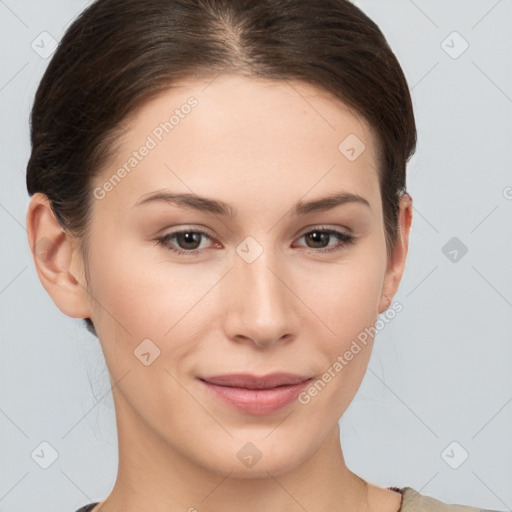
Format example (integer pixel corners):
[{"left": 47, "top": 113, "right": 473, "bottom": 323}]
[{"left": 93, "top": 73, "right": 381, "bottom": 219}]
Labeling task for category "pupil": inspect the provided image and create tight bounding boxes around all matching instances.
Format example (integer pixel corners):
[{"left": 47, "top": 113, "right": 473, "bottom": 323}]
[
  {"left": 179, "top": 232, "right": 200, "bottom": 249},
  {"left": 307, "top": 231, "right": 328, "bottom": 248}
]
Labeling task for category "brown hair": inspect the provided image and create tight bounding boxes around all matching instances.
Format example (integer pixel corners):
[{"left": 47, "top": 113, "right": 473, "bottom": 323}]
[{"left": 26, "top": 0, "right": 417, "bottom": 336}]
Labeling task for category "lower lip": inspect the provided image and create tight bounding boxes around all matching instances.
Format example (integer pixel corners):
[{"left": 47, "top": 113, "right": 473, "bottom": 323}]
[{"left": 199, "top": 378, "right": 312, "bottom": 415}]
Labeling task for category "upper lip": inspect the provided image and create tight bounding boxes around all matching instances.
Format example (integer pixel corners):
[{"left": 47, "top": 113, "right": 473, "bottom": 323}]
[{"left": 199, "top": 373, "right": 313, "bottom": 390}]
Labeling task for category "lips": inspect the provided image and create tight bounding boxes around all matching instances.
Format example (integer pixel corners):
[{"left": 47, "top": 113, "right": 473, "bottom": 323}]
[
  {"left": 198, "top": 373, "right": 313, "bottom": 415},
  {"left": 199, "top": 373, "right": 312, "bottom": 389}
]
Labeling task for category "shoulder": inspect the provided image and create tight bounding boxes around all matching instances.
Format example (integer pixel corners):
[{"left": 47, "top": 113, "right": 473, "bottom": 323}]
[{"left": 400, "top": 487, "right": 504, "bottom": 512}]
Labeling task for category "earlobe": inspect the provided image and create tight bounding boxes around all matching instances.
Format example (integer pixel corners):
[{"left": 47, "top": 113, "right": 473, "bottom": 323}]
[
  {"left": 379, "top": 193, "right": 413, "bottom": 314},
  {"left": 26, "top": 193, "right": 92, "bottom": 319}
]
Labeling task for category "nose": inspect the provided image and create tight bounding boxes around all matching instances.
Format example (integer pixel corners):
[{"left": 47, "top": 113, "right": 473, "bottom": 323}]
[{"left": 221, "top": 241, "right": 298, "bottom": 349}]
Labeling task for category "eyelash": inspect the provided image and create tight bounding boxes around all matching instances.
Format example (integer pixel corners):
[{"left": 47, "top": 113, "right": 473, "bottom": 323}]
[{"left": 154, "top": 226, "right": 356, "bottom": 256}]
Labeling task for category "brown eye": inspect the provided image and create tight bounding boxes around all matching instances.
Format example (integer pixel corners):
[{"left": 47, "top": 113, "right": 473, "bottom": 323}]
[
  {"left": 174, "top": 232, "right": 203, "bottom": 250},
  {"left": 304, "top": 231, "right": 331, "bottom": 249},
  {"left": 155, "top": 226, "right": 355, "bottom": 257},
  {"left": 294, "top": 228, "right": 355, "bottom": 253},
  {"left": 155, "top": 229, "right": 215, "bottom": 255}
]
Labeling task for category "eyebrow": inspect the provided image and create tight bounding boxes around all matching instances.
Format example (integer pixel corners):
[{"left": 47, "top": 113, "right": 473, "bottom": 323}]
[{"left": 133, "top": 190, "right": 370, "bottom": 216}]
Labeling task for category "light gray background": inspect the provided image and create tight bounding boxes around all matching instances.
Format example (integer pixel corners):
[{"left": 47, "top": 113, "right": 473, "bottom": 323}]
[{"left": 1, "top": 1, "right": 511, "bottom": 511}]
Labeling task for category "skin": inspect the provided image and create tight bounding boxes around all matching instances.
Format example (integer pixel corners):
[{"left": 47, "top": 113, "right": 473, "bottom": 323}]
[{"left": 27, "top": 74, "right": 412, "bottom": 512}]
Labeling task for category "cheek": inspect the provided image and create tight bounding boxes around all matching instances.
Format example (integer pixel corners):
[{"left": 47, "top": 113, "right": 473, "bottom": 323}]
[
  {"left": 85, "top": 236, "right": 224, "bottom": 358},
  {"left": 294, "top": 260, "right": 383, "bottom": 419},
  {"left": 300, "top": 251, "right": 386, "bottom": 349}
]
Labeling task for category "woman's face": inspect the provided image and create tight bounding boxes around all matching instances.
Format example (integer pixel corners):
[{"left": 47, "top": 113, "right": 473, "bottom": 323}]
[{"left": 75, "top": 74, "right": 410, "bottom": 477}]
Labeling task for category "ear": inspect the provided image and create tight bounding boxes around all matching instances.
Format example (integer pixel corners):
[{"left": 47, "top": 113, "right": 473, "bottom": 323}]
[
  {"left": 26, "top": 193, "right": 92, "bottom": 319},
  {"left": 378, "top": 193, "right": 413, "bottom": 314}
]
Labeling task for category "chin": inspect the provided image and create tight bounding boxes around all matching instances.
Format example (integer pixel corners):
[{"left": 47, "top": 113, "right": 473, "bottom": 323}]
[
  {"left": 195, "top": 435, "right": 314, "bottom": 479},
  {"left": 211, "top": 456, "right": 303, "bottom": 480}
]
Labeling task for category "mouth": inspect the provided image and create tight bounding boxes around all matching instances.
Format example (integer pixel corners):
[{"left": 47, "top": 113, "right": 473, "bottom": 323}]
[{"left": 198, "top": 373, "right": 313, "bottom": 415}]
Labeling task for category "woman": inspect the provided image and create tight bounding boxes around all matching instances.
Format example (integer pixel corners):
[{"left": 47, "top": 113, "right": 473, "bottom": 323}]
[{"left": 25, "top": 0, "right": 503, "bottom": 511}]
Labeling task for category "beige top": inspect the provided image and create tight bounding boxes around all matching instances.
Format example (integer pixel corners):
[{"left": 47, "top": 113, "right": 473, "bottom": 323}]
[{"left": 400, "top": 487, "right": 504, "bottom": 512}]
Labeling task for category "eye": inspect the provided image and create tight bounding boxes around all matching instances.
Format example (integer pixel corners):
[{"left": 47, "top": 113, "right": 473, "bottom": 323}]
[
  {"left": 154, "top": 226, "right": 356, "bottom": 256},
  {"left": 293, "top": 227, "right": 356, "bottom": 254},
  {"left": 155, "top": 228, "right": 216, "bottom": 255}
]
